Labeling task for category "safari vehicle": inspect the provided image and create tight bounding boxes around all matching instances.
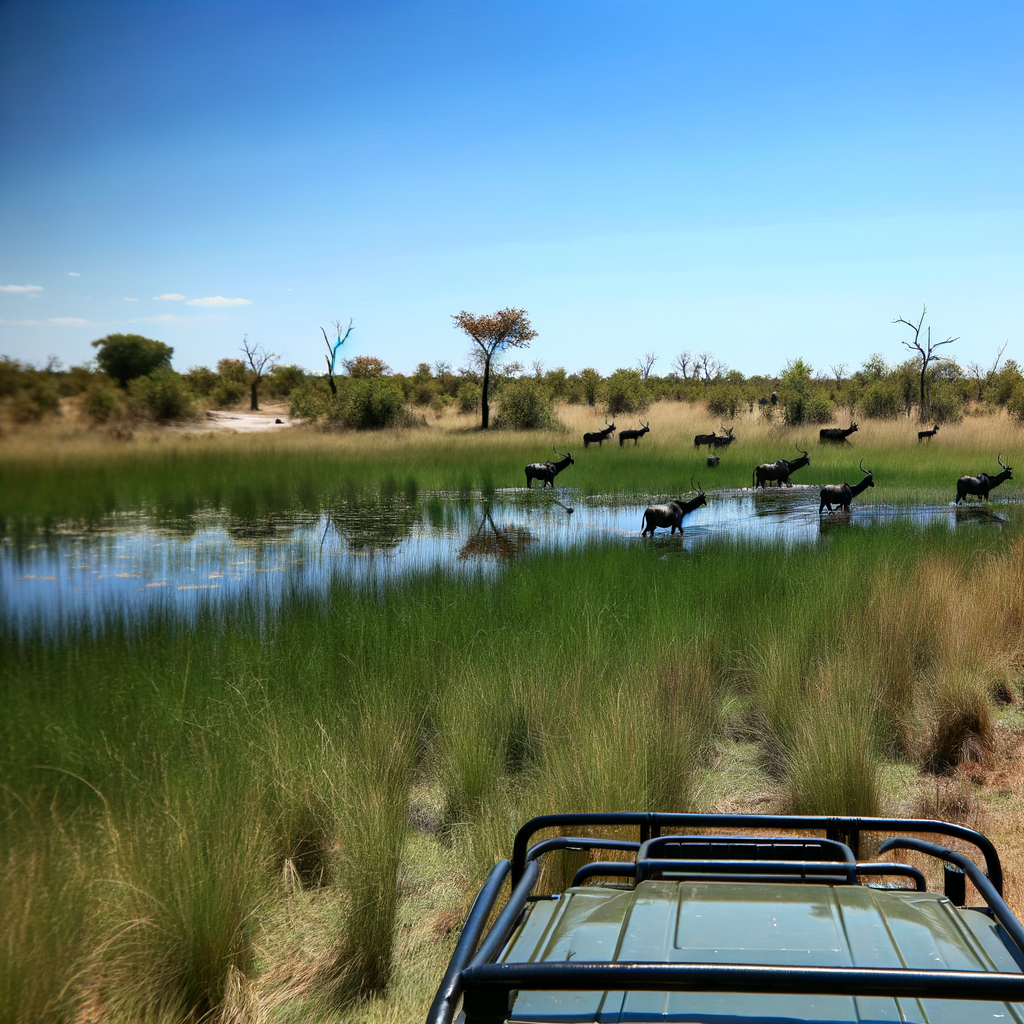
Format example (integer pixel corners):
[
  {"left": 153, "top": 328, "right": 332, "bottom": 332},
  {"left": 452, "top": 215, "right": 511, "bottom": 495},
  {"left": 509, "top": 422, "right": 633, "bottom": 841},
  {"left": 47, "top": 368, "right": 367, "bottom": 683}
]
[{"left": 427, "top": 812, "right": 1024, "bottom": 1024}]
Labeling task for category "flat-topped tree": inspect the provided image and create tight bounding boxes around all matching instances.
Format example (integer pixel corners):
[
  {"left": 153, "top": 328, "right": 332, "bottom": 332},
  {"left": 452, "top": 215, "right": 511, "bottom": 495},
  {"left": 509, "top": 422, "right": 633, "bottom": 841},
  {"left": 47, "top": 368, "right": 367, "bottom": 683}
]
[
  {"left": 893, "top": 305, "right": 959, "bottom": 422},
  {"left": 451, "top": 308, "right": 537, "bottom": 429}
]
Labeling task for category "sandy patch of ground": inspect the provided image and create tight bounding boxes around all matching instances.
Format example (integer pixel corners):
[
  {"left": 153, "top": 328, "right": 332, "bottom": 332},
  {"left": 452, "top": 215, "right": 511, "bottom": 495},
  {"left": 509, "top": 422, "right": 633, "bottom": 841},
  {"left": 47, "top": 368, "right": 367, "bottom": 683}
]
[{"left": 181, "top": 406, "right": 300, "bottom": 433}]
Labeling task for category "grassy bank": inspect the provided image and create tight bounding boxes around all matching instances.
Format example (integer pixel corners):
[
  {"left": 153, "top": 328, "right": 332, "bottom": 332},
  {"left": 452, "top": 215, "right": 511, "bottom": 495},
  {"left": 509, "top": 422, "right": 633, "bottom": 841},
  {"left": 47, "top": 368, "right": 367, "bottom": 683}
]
[
  {"left": 2, "top": 402, "right": 1022, "bottom": 532},
  {"left": 4, "top": 522, "right": 1024, "bottom": 1022}
]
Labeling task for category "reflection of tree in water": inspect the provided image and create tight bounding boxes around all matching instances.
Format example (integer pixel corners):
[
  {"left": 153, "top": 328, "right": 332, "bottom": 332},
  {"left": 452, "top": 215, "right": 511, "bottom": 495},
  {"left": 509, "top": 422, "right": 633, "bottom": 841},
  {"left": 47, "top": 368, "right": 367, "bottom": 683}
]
[
  {"left": 322, "top": 493, "right": 420, "bottom": 553},
  {"left": 226, "top": 513, "right": 281, "bottom": 540},
  {"left": 459, "top": 506, "right": 535, "bottom": 561}
]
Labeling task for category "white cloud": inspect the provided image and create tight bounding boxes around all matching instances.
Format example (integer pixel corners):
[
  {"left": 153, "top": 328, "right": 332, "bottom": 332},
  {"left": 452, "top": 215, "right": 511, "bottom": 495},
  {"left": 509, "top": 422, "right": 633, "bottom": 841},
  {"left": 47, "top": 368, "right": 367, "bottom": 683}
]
[
  {"left": 123, "top": 297, "right": 139, "bottom": 302},
  {"left": 49, "top": 317, "right": 90, "bottom": 326},
  {"left": 186, "top": 295, "right": 251, "bottom": 307},
  {"left": 131, "top": 314, "right": 190, "bottom": 324},
  {"left": 154, "top": 292, "right": 186, "bottom": 301},
  {"left": 68, "top": 272, "right": 80, "bottom": 277},
  {"left": 1, "top": 284, "right": 43, "bottom": 293}
]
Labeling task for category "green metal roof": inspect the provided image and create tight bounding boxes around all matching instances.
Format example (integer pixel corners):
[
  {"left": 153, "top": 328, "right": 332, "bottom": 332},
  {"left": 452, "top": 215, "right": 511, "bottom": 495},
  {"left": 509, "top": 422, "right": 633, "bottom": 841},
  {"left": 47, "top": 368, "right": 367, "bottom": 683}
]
[{"left": 500, "top": 881, "right": 1024, "bottom": 1023}]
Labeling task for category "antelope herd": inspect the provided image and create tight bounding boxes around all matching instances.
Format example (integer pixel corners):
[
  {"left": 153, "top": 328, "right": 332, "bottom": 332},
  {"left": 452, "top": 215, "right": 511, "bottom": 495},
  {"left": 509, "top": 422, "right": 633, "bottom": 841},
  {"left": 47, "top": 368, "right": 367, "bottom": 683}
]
[{"left": 518, "top": 417, "right": 1016, "bottom": 531}]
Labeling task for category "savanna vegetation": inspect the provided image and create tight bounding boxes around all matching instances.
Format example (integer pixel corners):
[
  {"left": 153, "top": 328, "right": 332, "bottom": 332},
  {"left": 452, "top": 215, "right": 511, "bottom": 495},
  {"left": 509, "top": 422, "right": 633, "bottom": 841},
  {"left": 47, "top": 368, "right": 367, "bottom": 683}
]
[{"left": 5, "top": 311, "right": 1024, "bottom": 1024}]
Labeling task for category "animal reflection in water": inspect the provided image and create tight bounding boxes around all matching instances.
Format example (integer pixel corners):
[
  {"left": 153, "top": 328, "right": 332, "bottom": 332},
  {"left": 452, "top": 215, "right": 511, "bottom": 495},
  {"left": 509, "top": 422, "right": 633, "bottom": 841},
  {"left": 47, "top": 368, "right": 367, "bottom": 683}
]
[{"left": 459, "top": 507, "right": 536, "bottom": 561}]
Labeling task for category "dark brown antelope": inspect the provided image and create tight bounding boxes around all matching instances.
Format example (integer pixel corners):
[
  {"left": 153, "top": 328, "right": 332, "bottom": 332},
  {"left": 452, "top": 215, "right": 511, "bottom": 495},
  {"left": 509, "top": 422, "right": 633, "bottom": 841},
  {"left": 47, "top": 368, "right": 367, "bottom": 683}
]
[
  {"left": 955, "top": 454, "right": 1013, "bottom": 504},
  {"left": 753, "top": 446, "right": 810, "bottom": 489},
  {"left": 918, "top": 424, "right": 939, "bottom": 443},
  {"left": 694, "top": 430, "right": 718, "bottom": 448},
  {"left": 819, "top": 459, "right": 874, "bottom": 514},
  {"left": 640, "top": 478, "right": 707, "bottom": 536},
  {"left": 583, "top": 419, "right": 615, "bottom": 448},
  {"left": 525, "top": 447, "right": 574, "bottom": 488},
  {"left": 819, "top": 421, "right": 859, "bottom": 443},
  {"left": 619, "top": 420, "right": 650, "bottom": 446},
  {"left": 711, "top": 426, "right": 736, "bottom": 448}
]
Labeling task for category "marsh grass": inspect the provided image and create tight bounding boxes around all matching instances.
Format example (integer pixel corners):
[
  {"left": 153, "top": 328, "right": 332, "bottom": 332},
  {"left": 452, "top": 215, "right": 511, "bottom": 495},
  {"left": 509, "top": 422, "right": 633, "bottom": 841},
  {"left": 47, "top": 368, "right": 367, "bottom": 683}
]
[
  {"left": 3, "top": 402, "right": 1022, "bottom": 533},
  {"left": 4, "top": 520, "right": 1024, "bottom": 1021}
]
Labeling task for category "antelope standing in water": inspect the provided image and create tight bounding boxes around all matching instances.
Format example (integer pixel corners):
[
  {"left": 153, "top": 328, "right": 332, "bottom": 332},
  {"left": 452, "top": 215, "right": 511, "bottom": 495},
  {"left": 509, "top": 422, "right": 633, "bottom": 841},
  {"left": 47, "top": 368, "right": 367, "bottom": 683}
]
[
  {"left": 640, "top": 478, "right": 707, "bottom": 536},
  {"left": 753, "top": 446, "right": 810, "bottom": 489},
  {"left": 955, "top": 455, "right": 1012, "bottom": 504},
  {"left": 819, "top": 459, "right": 874, "bottom": 514},
  {"left": 525, "top": 447, "right": 574, "bottom": 488}
]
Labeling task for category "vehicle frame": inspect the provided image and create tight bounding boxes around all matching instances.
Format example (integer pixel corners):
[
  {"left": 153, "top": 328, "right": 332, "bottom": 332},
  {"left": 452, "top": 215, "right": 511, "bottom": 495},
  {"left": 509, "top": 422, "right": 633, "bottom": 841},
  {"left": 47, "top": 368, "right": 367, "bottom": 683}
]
[{"left": 426, "top": 812, "right": 1024, "bottom": 1024}]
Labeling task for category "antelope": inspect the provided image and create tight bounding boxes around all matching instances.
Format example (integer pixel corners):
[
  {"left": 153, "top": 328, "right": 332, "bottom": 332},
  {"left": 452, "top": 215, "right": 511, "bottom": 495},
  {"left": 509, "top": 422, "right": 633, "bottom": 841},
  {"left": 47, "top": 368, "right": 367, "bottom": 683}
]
[
  {"left": 583, "top": 419, "right": 615, "bottom": 448},
  {"left": 694, "top": 430, "right": 718, "bottom": 448},
  {"left": 707, "top": 455, "right": 720, "bottom": 468},
  {"left": 819, "top": 421, "right": 858, "bottom": 443},
  {"left": 918, "top": 424, "right": 939, "bottom": 443},
  {"left": 711, "top": 426, "right": 736, "bottom": 448},
  {"left": 753, "top": 446, "right": 810, "bottom": 489},
  {"left": 819, "top": 459, "right": 874, "bottom": 514},
  {"left": 525, "top": 447, "right": 574, "bottom": 488},
  {"left": 640, "top": 478, "right": 707, "bottom": 536},
  {"left": 955, "top": 454, "right": 1013, "bottom": 504},
  {"left": 619, "top": 420, "right": 650, "bottom": 446}
]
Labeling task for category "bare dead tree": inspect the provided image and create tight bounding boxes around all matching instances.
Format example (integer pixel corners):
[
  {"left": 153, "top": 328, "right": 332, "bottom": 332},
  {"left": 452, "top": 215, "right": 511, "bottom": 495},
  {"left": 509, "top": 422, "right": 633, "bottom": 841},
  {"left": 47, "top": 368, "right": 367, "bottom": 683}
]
[
  {"left": 697, "top": 351, "right": 725, "bottom": 386},
  {"left": 672, "top": 350, "right": 693, "bottom": 379},
  {"left": 531, "top": 359, "right": 545, "bottom": 379},
  {"left": 892, "top": 306, "right": 958, "bottom": 422},
  {"left": 320, "top": 318, "right": 354, "bottom": 395},
  {"left": 829, "top": 363, "right": 847, "bottom": 385},
  {"left": 240, "top": 335, "right": 279, "bottom": 411},
  {"left": 991, "top": 341, "right": 1009, "bottom": 375},
  {"left": 637, "top": 352, "right": 658, "bottom": 379}
]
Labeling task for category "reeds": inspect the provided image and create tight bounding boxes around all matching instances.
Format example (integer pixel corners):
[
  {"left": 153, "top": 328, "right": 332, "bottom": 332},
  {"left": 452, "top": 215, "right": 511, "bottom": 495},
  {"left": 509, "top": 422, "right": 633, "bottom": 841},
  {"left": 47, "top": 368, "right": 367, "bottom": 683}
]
[{"left": 4, "top": 521, "right": 1024, "bottom": 1021}]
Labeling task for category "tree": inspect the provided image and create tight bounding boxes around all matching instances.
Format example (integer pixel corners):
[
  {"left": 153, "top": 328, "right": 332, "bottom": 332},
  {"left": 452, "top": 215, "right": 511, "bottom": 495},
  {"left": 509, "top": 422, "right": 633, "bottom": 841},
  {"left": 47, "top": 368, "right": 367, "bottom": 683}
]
[
  {"left": 320, "top": 318, "right": 355, "bottom": 395},
  {"left": 893, "top": 306, "right": 958, "bottom": 422},
  {"left": 451, "top": 308, "right": 537, "bottom": 429},
  {"left": 240, "top": 336, "right": 278, "bottom": 411},
  {"left": 672, "top": 351, "right": 693, "bottom": 379},
  {"left": 343, "top": 355, "right": 391, "bottom": 378},
  {"left": 92, "top": 333, "right": 173, "bottom": 387},
  {"left": 637, "top": 352, "right": 658, "bottom": 379}
]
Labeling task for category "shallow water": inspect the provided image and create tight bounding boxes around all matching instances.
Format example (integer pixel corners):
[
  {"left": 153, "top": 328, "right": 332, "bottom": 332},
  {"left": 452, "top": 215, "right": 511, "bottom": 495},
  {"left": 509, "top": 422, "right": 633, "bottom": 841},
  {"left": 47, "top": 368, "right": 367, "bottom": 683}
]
[{"left": 1, "top": 487, "right": 1010, "bottom": 632}]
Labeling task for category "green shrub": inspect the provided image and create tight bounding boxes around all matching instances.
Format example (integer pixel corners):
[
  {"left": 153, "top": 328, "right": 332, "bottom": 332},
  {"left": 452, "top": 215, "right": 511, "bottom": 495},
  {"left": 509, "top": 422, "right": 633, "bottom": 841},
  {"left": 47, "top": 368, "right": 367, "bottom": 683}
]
[
  {"left": 1007, "top": 382, "right": 1024, "bottom": 421},
  {"left": 128, "top": 369, "right": 193, "bottom": 421},
  {"left": 324, "top": 377, "right": 411, "bottom": 430},
  {"left": 92, "top": 334, "right": 173, "bottom": 387},
  {"left": 83, "top": 379, "right": 127, "bottom": 423},
  {"left": 184, "top": 366, "right": 219, "bottom": 397},
  {"left": 265, "top": 364, "right": 306, "bottom": 398},
  {"left": 289, "top": 381, "right": 332, "bottom": 422},
  {"left": 803, "top": 390, "right": 835, "bottom": 424},
  {"left": 706, "top": 384, "right": 742, "bottom": 418},
  {"left": 860, "top": 380, "right": 902, "bottom": 419},
  {"left": 492, "top": 379, "right": 558, "bottom": 430},
  {"left": 928, "top": 381, "right": 963, "bottom": 424},
  {"left": 457, "top": 383, "right": 481, "bottom": 414},
  {"left": 213, "top": 380, "right": 246, "bottom": 409},
  {"left": 9, "top": 381, "right": 61, "bottom": 422},
  {"left": 605, "top": 368, "right": 646, "bottom": 415}
]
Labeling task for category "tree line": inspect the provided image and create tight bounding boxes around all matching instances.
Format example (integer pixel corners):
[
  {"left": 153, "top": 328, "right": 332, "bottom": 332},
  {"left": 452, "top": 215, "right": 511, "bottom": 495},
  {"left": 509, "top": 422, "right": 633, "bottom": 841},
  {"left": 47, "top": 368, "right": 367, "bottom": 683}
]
[{"left": 1, "top": 318, "right": 1020, "bottom": 431}]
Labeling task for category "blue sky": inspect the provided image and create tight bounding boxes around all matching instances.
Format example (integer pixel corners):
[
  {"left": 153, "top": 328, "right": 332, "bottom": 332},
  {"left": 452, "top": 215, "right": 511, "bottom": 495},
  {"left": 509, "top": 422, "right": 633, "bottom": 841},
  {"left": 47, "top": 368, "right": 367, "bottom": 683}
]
[{"left": 1, "top": 1, "right": 1021, "bottom": 376}]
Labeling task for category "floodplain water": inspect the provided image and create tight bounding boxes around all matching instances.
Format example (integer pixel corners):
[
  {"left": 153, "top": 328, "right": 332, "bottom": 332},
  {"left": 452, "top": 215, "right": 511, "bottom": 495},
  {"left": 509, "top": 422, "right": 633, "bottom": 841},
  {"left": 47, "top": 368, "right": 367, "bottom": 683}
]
[{"left": 2, "top": 486, "right": 1010, "bottom": 632}]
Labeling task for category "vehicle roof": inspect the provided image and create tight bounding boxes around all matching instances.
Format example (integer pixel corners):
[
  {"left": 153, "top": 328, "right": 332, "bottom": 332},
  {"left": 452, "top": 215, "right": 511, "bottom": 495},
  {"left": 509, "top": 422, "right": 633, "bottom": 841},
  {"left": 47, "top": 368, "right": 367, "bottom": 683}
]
[{"left": 500, "top": 880, "right": 1024, "bottom": 1023}]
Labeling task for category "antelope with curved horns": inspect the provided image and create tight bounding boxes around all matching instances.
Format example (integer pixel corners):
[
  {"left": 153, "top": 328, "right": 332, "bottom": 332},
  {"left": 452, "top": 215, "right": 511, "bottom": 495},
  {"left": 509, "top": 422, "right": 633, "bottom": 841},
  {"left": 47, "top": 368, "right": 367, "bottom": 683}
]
[
  {"left": 819, "top": 459, "right": 874, "bottom": 514},
  {"left": 619, "top": 419, "right": 650, "bottom": 446},
  {"left": 819, "top": 421, "right": 858, "bottom": 443},
  {"left": 583, "top": 418, "right": 616, "bottom": 448},
  {"left": 753, "top": 445, "right": 810, "bottom": 489},
  {"left": 711, "top": 425, "right": 736, "bottom": 448},
  {"left": 640, "top": 477, "right": 708, "bottom": 536},
  {"left": 525, "top": 446, "right": 575, "bottom": 488},
  {"left": 956, "top": 454, "right": 1013, "bottom": 504}
]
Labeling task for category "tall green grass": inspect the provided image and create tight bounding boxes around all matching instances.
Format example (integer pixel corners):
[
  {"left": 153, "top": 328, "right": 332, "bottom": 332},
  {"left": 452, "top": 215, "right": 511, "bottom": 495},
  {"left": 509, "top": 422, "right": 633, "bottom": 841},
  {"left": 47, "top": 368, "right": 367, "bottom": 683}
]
[
  {"left": 3, "top": 404, "right": 1022, "bottom": 532},
  {"left": 3, "top": 521, "right": 1023, "bottom": 1021}
]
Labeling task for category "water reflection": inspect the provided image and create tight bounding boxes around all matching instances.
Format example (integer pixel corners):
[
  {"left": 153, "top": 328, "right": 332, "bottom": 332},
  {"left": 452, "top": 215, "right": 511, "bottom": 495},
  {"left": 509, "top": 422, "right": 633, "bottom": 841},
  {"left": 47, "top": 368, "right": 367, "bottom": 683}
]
[{"left": 1, "top": 488, "right": 1011, "bottom": 632}]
